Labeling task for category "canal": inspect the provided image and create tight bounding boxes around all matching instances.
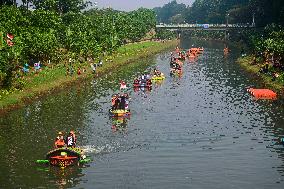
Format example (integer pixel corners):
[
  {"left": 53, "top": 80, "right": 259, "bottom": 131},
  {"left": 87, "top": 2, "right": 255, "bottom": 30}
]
[{"left": 0, "top": 38, "right": 284, "bottom": 189}]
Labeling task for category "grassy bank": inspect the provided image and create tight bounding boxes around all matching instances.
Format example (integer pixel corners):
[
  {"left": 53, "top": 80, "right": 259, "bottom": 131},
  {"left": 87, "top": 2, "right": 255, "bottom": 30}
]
[
  {"left": 0, "top": 40, "right": 178, "bottom": 113},
  {"left": 237, "top": 56, "right": 284, "bottom": 96}
]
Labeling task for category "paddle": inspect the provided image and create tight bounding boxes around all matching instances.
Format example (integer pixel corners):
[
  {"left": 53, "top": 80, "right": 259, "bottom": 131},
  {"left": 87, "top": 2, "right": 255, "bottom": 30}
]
[
  {"left": 36, "top": 158, "right": 92, "bottom": 164},
  {"left": 36, "top": 160, "right": 49, "bottom": 164}
]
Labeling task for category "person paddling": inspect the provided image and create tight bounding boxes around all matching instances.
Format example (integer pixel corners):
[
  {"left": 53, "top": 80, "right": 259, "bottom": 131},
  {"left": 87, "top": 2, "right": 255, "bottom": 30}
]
[
  {"left": 65, "top": 131, "right": 76, "bottom": 148},
  {"left": 119, "top": 94, "right": 126, "bottom": 110},
  {"left": 55, "top": 132, "right": 65, "bottom": 148},
  {"left": 120, "top": 80, "right": 127, "bottom": 90}
]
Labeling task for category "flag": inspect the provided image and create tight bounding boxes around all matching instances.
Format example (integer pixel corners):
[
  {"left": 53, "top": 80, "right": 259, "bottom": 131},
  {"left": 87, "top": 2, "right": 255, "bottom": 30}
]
[
  {"left": 0, "top": 32, "right": 3, "bottom": 49},
  {"left": 6, "top": 39, "right": 14, "bottom": 47},
  {"left": 7, "top": 33, "right": 14, "bottom": 40},
  {"left": 6, "top": 33, "right": 14, "bottom": 46}
]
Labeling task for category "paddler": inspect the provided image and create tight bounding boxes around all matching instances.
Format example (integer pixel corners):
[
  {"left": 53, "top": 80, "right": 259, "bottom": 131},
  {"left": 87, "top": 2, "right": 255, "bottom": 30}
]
[
  {"left": 133, "top": 78, "right": 139, "bottom": 85},
  {"left": 156, "top": 70, "right": 161, "bottom": 77},
  {"left": 141, "top": 74, "right": 146, "bottom": 84},
  {"left": 175, "top": 46, "right": 180, "bottom": 53},
  {"left": 170, "top": 52, "right": 174, "bottom": 62},
  {"left": 119, "top": 94, "right": 126, "bottom": 110},
  {"left": 111, "top": 95, "right": 117, "bottom": 110},
  {"left": 224, "top": 46, "right": 229, "bottom": 55},
  {"left": 55, "top": 132, "right": 65, "bottom": 148},
  {"left": 146, "top": 79, "right": 152, "bottom": 86},
  {"left": 120, "top": 80, "right": 127, "bottom": 90},
  {"left": 65, "top": 131, "right": 76, "bottom": 148},
  {"left": 124, "top": 93, "right": 130, "bottom": 110},
  {"left": 114, "top": 94, "right": 120, "bottom": 110}
]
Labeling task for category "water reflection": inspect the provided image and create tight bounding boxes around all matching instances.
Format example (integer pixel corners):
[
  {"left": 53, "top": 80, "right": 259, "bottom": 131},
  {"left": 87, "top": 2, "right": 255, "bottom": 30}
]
[
  {"left": 133, "top": 86, "right": 152, "bottom": 94},
  {"left": 39, "top": 166, "right": 85, "bottom": 189},
  {"left": 1, "top": 38, "right": 284, "bottom": 188},
  {"left": 111, "top": 117, "right": 129, "bottom": 133}
]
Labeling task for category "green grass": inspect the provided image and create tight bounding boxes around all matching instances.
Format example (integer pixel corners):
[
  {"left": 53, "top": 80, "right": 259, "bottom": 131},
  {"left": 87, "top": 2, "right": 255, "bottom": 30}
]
[
  {"left": 237, "top": 56, "right": 284, "bottom": 96},
  {"left": 0, "top": 40, "right": 178, "bottom": 112}
]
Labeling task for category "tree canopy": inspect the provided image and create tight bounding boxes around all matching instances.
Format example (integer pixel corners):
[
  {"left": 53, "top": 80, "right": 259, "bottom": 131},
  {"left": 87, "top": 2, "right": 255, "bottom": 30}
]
[
  {"left": 0, "top": 3, "right": 156, "bottom": 88},
  {"left": 154, "top": 0, "right": 284, "bottom": 26}
]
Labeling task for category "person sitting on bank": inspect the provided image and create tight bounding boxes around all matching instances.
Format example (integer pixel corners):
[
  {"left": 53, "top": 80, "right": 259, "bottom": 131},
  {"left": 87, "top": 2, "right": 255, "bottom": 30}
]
[
  {"left": 77, "top": 67, "right": 81, "bottom": 75},
  {"left": 55, "top": 132, "right": 65, "bottom": 148},
  {"left": 260, "top": 62, "right": 269, "bottom": 73},
  {"left": 272, "top": 72, "right": 280, "bottom": 81},
  {"left": 90, "top": 63, "right": 96, "bottom": 74},
  {"left": 22, "top": 63, "right": 29, "bottom": 74},
  {"left": 65, "top": 131, "right": 76, "bottom": 148},
  {"left": 99, "top": 59, "right": 103, "bottom": 67},
  {"left": 34, "top": 61, "right": 41, "bottom": 73}
]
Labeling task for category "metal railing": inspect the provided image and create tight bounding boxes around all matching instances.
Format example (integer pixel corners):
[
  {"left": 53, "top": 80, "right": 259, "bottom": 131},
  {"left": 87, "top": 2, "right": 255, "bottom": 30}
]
[{"left": 156, "top": 23, "right": 255, "bottom": 28}]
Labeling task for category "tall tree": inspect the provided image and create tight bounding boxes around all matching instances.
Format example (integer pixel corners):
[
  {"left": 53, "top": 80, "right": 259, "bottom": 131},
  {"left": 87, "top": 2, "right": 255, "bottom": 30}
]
[
  {"left": 32, "top": 0, "right": 90, "bottom": 14},
  {"left": 0, "top": 0, "right": 16, "bottom": 6},
  {"left": 154, "top": 0, "right": 187, "bottom": 24}
]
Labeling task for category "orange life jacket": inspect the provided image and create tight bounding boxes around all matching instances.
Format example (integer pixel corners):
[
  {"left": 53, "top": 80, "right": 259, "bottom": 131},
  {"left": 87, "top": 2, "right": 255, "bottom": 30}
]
[{"left": 55, "top": 139, "right": 65, "bottom": 148}]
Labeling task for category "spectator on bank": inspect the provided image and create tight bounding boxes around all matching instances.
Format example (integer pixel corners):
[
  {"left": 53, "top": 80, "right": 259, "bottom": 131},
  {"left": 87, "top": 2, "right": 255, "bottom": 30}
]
[
  {"left": 22, "top": 63, "right": 29, "bottom": 74},
  {"left": 34, "top": 61, "right": 41, "bottom": 73},
  {"left": 99, "top": 59, "right": 103, "bottom": 67},
  {"left": 272, "top": 72, "right": 280, "bottom": 81},
  {"left": 90, "top": 63, "right": 96, "bottom": 74},
  {"left": 77, "top": 67, "right": 81, "bottom": 75}
]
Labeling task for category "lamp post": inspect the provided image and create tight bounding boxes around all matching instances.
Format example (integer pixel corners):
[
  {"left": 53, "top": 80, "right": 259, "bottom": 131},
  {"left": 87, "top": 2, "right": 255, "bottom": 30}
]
[
  {"left": 226, "top": 13, "right": 229, "bottom": 27},
  {"left": 252, "top": 13, "right": 255, "bottom": 27}
]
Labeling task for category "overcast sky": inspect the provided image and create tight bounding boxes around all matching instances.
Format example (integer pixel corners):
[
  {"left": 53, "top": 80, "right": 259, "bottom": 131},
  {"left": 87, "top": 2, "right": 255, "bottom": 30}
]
[
  {"left": 16, "top": 0, "right": 195, "bottom": 11},
  {"left": 91, "top": 0, "right": 194, "bottom": 11}
]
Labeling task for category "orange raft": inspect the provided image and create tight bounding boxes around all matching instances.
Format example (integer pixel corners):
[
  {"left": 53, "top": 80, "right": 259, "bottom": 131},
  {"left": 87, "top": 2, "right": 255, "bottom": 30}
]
[{"left": 247, "top": 88, "right": 277, "bottom": 99}]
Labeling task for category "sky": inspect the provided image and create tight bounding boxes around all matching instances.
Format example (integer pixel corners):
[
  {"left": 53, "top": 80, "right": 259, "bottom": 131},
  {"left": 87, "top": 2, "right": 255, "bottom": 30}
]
[
  {"left": 16, "top": 0, "right": 195, "bottom": 11},
  {"left": 91, "top": 0, "right": 195, "bottom": 11}
]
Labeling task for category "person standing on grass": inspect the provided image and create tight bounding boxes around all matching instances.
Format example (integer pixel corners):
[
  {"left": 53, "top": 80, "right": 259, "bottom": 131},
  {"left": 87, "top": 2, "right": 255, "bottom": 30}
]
[
  {"left": 99, "top": 59, "right": 103, "bottom": 67},
  {"left": 77, "top": 67, "right": 81, "bottom": 75},
  {"left": 90, "top": 63, "right": 96, "bottom": 74}
]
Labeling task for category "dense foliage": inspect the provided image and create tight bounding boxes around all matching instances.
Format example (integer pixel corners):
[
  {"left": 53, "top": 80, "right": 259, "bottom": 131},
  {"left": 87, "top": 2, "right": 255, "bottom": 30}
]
[
  {"left": 154, "top": 0, "right": 187, "bottom": 24},
  {"left": 155, "top": 0, "right": 284, "bottom": 26},
  {"left": 0, "top": 2, "right": 156, "bottom": 88}
]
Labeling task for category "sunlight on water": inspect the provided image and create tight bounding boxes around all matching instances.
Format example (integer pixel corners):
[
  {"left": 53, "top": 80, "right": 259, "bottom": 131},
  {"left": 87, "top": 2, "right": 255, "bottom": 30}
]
[{"left": 1, "top": 38, "right": 284, "bottom": 188}]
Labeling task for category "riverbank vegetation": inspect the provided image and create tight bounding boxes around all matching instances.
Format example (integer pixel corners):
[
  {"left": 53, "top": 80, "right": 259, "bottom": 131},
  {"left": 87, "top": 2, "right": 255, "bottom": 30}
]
[
  {"left": 236, "top": 25, "right": 284, "bottom": 93},
  {"left": 0, "top": 0, "right": 173, "bottom": 109},
  {"left": 0, "top": 38, "right": 177, "bottom": 111},
  {"left": 0, "top": 1, "right": 156, "bottom": 91},
  {"left": 155, "top": 0, "right": 284, "bottom": 26}
]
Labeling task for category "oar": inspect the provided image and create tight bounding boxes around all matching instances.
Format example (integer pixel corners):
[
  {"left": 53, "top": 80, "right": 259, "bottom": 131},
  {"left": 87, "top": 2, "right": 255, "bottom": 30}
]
[
  {"left": 36, "top": 160, "right": 49, "bottom": 164},
  {"left": 36, "top": 159, "right": 92, "bottom": 164},
  {"left": 80, "top": 158, "right": 92, "bottom": 163}
]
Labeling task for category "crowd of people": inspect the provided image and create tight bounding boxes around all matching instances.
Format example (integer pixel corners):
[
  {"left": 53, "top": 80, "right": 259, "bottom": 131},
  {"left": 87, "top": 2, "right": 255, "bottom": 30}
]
[
  {"left": 133, "top": 75, "right": 152, "bottom": 87},
  {"left": 19, "top": 58, "right": 104, "bottom": 78},
  {"left": 132, "top": 68, "right": 164, "bottom": 87},
  {"left": 170, "top": 49, "right": 184, "bottom": 75}
]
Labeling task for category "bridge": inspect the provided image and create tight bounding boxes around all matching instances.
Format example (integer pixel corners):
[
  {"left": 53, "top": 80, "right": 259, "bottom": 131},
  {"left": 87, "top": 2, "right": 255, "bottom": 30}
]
[{"left": 156, "top": 23, "right": 255, "bottom": 31}]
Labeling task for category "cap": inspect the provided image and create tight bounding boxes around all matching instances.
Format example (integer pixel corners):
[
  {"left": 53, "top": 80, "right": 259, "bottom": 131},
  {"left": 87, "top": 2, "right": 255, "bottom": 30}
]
[{"left": 58, "top": 132, "right": 63, "bottom": 135}]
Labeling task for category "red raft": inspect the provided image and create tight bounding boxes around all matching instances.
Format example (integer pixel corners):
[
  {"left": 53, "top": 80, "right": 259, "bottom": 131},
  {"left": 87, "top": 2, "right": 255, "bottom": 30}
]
[
  {"left": 46, "top": 148, "right": 83, "bottom": 168},
  {"left": 247, "top": 88, "right": 277, "bottom": 99}
]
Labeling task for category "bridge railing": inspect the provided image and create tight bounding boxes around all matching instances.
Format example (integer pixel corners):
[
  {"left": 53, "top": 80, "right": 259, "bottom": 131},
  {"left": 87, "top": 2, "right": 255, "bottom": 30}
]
[{"left": 156, "top": 23, "right": 255, "bottom": 28}]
